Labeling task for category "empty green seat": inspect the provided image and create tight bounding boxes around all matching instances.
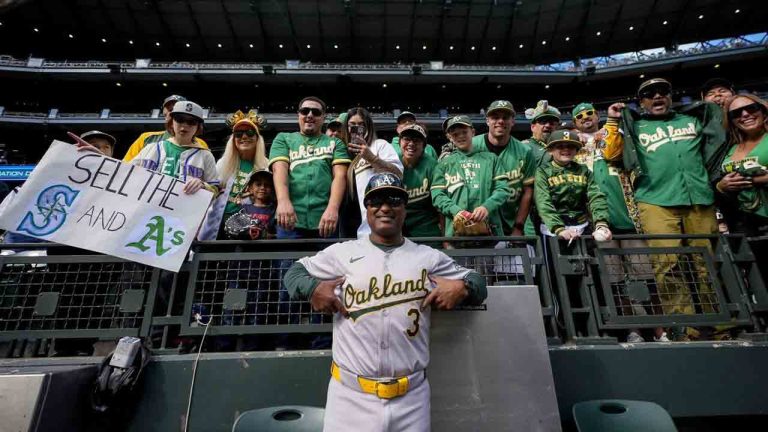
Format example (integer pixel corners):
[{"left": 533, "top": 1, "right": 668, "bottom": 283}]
[
  {"left": 572, "top": 399, "right": 677, "bottom": 432},
  {"left": 232, "top": 406, "right": 324, "bottom": 432}
]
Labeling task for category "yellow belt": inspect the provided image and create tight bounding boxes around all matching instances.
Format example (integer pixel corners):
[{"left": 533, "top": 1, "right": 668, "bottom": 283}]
[{"left": 331, "top": 361, "right": 410, "bottom": 400}]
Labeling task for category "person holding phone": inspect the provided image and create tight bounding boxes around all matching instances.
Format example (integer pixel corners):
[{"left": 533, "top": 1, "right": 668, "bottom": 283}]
[{"left": 340, "top": 107, "right": 403, "bottom": 238}]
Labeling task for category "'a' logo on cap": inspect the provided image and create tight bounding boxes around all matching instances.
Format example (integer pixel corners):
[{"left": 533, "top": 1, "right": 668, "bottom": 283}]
[
  {"left": 185, "top": 103, "right": 193, "bottom": 112},
  {"left": 498, "top": 101, "right": 510, "bottom": 107},
  {"left": 377, "top": 175, "right": 396, "bottom": 186}
]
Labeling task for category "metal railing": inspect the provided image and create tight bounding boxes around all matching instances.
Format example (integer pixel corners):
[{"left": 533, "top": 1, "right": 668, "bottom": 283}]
[{"left": 0, "top": 234, "right": 765, "bottom": 356}]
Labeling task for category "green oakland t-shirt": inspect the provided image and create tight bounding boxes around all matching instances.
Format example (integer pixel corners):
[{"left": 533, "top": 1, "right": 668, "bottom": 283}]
[
  {"left": 402, "top": 155, "right": 441, "bottom": 237},
  {"left": 160, "top": 139, "right": 185, "bottom": 178},
  {"left": 268, "top": 132, "right": 351, "bottom": 230},
  {"left": 223, "top": 159, "right": 255, "bottom": 219},
  {"left": 473, "top": 134, "right": 536, "bottom": 235},
  {"left": 633, "top": 114, "right": 714, "bottom": 206},
  {"left": 721, "top": 134, "right": 768, "bottom": 218}
]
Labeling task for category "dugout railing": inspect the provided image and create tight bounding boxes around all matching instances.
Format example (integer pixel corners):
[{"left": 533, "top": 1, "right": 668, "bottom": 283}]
[{"left": 1, "top": 234, "right": 766, "bottom": 357}]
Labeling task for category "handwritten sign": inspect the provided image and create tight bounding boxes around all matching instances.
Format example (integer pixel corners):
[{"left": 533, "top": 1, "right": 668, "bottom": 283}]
[{"left": 0, "top": 141, "right": 213, "bottom": 271}]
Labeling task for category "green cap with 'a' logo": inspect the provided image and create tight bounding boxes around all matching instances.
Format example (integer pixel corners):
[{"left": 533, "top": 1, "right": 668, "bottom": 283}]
[
  {"left": 545, "top": 129, "right": 583, "bottom": 150},
  {"left": 444, "top": 115, "right": 474, "bottom": 132},
  {"left": 571, "top": 102, "right": 595, "bottom": 118},
  {"left": 486, "top": 100, "right": 516, "bottom": 116}
]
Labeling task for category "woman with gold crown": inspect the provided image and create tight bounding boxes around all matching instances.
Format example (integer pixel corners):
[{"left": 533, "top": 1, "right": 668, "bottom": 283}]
[{"left": 199, "top": 110, "right": 269, "bottom": 240}]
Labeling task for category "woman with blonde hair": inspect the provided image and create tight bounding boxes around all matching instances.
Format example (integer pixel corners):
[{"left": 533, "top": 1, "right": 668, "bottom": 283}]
[
  {"left": 199, "top": 110, "right": 269, "bottom": 240},
  {"left": 716, "top": 94, "right": 768, "bottom": 236}
]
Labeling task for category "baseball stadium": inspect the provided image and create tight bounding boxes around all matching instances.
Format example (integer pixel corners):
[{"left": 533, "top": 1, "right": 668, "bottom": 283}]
[{"left": 1, "top": 0, "right": 768, "bottom": 431}]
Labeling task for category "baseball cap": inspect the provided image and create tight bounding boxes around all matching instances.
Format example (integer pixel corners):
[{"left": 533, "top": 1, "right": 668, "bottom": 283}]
[
  {"left": 399, "top": 123, "right": 427, "bottom": 140},
  {"left": 396, "top": 111, "right": 417, "bottom": 124},
  {"left": 486, "top": 100, "right": 515, "bottom": 116},
  {"left": 701, "top": 78, "right": 734, "bottom": 94},
  {"left": 545, "top": 129, "right": 582, "bottom": 150},
  {"left": 162, "top": 95, "right": 186, "bottom": 109},
  {"left": 244, "top": 169, "right": 273, "bottom": 187},
  {"left": 171, "top": 101, "right": 205, "bottom": 123},
  {"left": 526, "top": 100, "right": 561, "bottom": 123},
  {"left": 444, "top": 115, "right": 473, "bottom": 132},
  {"left": 637, "top": 78, "right": 672, "bottom": 97},
  {"left": 228, "top": 110, "right": 264, "bottom": 132},
  {"left": 571, "top": 102, "right": 595, "bottom": 118},
  {"left": 80, "top": 130, "right": 116, "bottom": 147},
  {"left": 364, "top": 173, "right": 408, "bottom": 202},
  {"left": 329, "top": 112, "right": 348, "bottom": 127}
]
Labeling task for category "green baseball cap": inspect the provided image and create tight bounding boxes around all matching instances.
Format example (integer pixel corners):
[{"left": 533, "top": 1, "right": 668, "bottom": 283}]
[
  {"left": 444, "top": 115, "right": 473, "bottom": 132},
  {"left": 397, "top": 111, "right": 417, "bottom": 123},
  {"left": 572, "top": 102, "right": 595, "bottom": 118},
  {"left": 526, "top": 100, "right": 561, "bottom": 123},
  {"left": 545, "top": 129, "right": 582, "bottom": 150},
  {"left": 328, "top": 112, "right": 348, "bottom": 127},
  {"left": 486, "top": 100, "right": 516, "bottom": 116}
]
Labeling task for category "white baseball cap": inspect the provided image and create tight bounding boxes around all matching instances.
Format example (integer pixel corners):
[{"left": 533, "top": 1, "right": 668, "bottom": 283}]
[{"left": 171, "top": 101, "right": 205, "bottom": 123}]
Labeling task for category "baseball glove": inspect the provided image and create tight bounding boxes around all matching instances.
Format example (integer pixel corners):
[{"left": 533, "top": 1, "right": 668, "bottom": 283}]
[
  {"left": 452, "top": 210, "right": 492, "bottom": 236},
  {"left": 224, "top": 210, "right": 267, "bottom": 240}
]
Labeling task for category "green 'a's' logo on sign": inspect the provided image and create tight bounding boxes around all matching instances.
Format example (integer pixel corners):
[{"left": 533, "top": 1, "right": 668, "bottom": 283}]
[{"left": 125, "top": 215, "right": 185, "bottom": 256}]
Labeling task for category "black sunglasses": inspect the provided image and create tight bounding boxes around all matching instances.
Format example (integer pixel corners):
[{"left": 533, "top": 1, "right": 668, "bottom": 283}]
[
  {"left": 574, "top": 110, "right": 595, "bottom": 120},
  {"left": 298, "top": 107, "right": 323, "bottom": 116},
  {"left": 234, "top": 129, "right": 258, "bottom": 138},
  {"left": 364, "top": 195, "right": 406, "bottom": 208},
  {"left": 728, "top": 102, "right": 764, "bottom": 121},
  {"left": 173, "top": 115, "right": 200, "bottom": 126},
  {"left": 639, "top": 87, "right": 670, "bottom": 99}
]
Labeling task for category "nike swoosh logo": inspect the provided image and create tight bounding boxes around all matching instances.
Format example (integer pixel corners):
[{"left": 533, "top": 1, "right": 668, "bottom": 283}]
[{"left": 349, "top": 256, "right": 365, "bottom": 263}]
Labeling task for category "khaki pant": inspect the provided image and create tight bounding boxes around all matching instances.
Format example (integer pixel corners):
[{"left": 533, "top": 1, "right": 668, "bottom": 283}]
[
  {"left": 597, "top": 238, "right": 653, "bottom": 316},
  {"left": 637, "top": 203, "right": 718, "bottom": 315}
]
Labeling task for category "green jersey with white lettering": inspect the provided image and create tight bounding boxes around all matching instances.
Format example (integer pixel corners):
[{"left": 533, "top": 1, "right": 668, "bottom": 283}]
[
  {"left": 431, "top": 146, "right": 510, "bottom": 236},
  {"left": 223, "top": 159, "right": 254, "bottom": 220},
  {"left": 473, "top": 134, "right": 536, "bottom": 235},
  {"left": 402, "top": 156, "right": 441, "bottom": 237},
  {"left": 634, "top": 114, "right": 714, "bottom": 206},
  {"left": 269, "top": 132, "right": 351, "bottom": 230},
  {"left": 160, "top": 139, "right": 185, "bottom": 178}
]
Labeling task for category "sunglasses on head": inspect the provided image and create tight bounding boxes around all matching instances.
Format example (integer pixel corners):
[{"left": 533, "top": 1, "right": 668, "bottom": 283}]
[
  {"left": 728, "top": 102, "right": 764, "bottom": 121},
  {"left": 234, "top": 129, "right": 258, "bottom": 138},
  {"left": 364, "top": 195, "right": 406, "bottom": 208},
  {"left": 173, "top": 115, "right": 200, "bottom": 126},
  {"left": 574, "top": 110, "right": 595, "bottom": 120},
  {"left": 639, "top": 87, "right": 670, "bottom": 99},
  {"left": 298, "top": 107, "right": 323, "bottom": 116}
]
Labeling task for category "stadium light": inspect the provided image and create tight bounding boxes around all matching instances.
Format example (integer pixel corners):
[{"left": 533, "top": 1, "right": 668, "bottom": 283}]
[
  {"left": 395, "top": 45, "right": 400, "bottom": 49},
  {"left": 0, "top": 21, "right": 3, "bottom": 26},
  {"left": 629, "top": 26, "right": 634, "bottom": 31},
  {"left": 334, "top": 44, "right": 338, "bottom": 49},
  {"left": 186, "top": 43, "right": 191, "bottom": 48},
  {"left": 422, "top": 45, "right": 427, "bottom": 50},
  {"left": 596, "top": 31, "right": 601, "bottom": 36},
  {"left": 663, "top": 20, "right": 668, "bottom": 25},
  {"left": 492, "top": 46, "right": 497, "bottom": 51},
  {"left": 155, "top": 42, "right": 160, "bottom": 47},
  {"left": 68, "top": 34, "right": 74, "bottom": 39},
  {"left": 33, "top": 27, "right": 39, "bottom": 32},
  {"left": 639, "top": 74, "right": 645, "bottom": 78},
  {"left": 542, "top": 40, "right": 547, "bottom": 45},
  {"left": 565, "top": 36, "right": 570, "bottom": 41},
  {"left": 382, "top": 83, "right": 387, "bottom": 88},
  {"left": 519, "top": 44, "right": 524, "bottom": 48},
  {"left": 471, "top": 46, "right": 476, "bottom": 51},
  {"left": 545, "top": 84, "right": 550, "bottom": 89},
  {"left": 249, "top": 43, "right": 254, "bottom": 48},
  {"left": 449, "top": 45, "right": 454, "bottom": 50},
  {"left": 102, "top": 38, "right": 107, "bottom": 43},
  {"left": 306, "top": 44, "right": 311, "bottom": 48},
  {"left": 496, "top": 84, "right": 502, "bottom": 89},
  {"left": 116, "top": 83, "right": 122, "bottom": 87},
  {"left": 218, "top": 43, "right": 223, "bottom": 48},
  {"left": 735, "top": 9, "right": 740, "bottom": 13},
  {"left": 698, "top": 15, "right": 704, "bottom": 19},
  {"left": 279, "top": 44, "right": 284, "bottom": 48},
  {"left": 128, "top": 40, "right": 133, "bottom": 45},
  {"left": 162, "top": 82, "right": 168, "bottom": 87},
  {"left": 714, "top": 64, "right": 720, "bottom": 68}
]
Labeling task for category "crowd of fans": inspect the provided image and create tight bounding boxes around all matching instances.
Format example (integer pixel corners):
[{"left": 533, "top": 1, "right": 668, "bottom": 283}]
[{"left": 2, "top": 75, "right": 767, "bottom": 345}]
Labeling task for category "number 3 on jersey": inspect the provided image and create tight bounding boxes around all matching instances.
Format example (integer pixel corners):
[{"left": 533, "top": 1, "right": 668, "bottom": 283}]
[{"left": 405, "top": 308, "right": 420, "bottom": 337}]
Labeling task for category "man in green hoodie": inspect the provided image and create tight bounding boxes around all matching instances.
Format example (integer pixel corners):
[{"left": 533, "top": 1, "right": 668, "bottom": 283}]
[
  {"left": 603, "top": 78, "right": 726, "bottom": 332},
  {"left": 431, "top": 115, "right": 510, "bottom": 237}
]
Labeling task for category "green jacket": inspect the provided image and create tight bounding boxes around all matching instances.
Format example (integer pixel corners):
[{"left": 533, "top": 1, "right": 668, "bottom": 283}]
[
  {"left": 620, "top": 102, "right": 727, "bottom": 185},
  {"left": 431, "top": 146, "right": 510, "bottom": 236},
  {"left": 535, "top": 160, "right": 609, "bottom": 234},
  {"left": 402, "top": 155, "right": 442, "bottom": 237}
]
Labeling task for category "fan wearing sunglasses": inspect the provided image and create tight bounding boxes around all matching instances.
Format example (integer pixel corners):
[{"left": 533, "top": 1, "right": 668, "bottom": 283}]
[
  {"left": 268, "top": 96, "right": 352, "bottom": 239},
  {"left": 599, "top": 78, "right": 728, "bottom": 338},
  {"left": 716, "top": 95, "right": 768, "bottom": 237},
  {"left": 198, "top": 110, "right": 269, "bottom": 240}
]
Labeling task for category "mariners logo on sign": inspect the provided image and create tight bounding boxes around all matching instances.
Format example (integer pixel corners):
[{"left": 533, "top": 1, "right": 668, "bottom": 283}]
[{"left": 17, "top": 184, "right": 80, "bottom": 237}]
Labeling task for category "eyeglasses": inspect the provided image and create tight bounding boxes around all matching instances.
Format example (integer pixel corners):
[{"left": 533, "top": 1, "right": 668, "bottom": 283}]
[
  {"left": 298, "top": 107, "right": 323, "bottom": 116},
  {"left": 574, "top": 110, "right": 595, "bottom": 120},
  {"left": 364, "top": 195, "right": 406, "bottom": 208},
  {"left": 728, "top": 102, "right": 764, "bottom": 121},
  {"left": 639, "top": 87, "right": 670, "bottom": 99},
  {"left": 535, "top": 117, "right": 559, "bottom": 125},
  {"left": 173, "top": 115, "right": 200, "bottom": 126},
  {"left": 234, "top": 129, "right": 258, "bottom": 138}
]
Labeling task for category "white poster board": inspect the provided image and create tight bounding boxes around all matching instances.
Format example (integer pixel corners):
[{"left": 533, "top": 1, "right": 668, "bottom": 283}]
[{"left": 0, "top": 141, "right": 213, "bottom": 271}]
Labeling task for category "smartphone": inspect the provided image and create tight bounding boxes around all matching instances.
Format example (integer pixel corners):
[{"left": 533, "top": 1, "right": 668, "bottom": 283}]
[{"left": 349, "top": 125, "right": 366, "bottom": 139}]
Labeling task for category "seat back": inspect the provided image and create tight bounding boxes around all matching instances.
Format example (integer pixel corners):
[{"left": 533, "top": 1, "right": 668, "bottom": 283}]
[{"left": 572, "top": 399, "right": 677, "bottom": 432}]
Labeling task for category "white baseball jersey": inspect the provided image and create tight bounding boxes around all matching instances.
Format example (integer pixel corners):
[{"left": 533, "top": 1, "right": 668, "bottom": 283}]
[
  {"left": 352, "top": 139, "right": 404, "bottom": 238},
  {"left": 298, "top": 236, "right": 471, "bottom": 378}
]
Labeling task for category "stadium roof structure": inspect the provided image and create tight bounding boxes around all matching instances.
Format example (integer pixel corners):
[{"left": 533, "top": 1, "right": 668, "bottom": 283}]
[{"left": 0, "top": 0, "right": 765, "bottom": 65}]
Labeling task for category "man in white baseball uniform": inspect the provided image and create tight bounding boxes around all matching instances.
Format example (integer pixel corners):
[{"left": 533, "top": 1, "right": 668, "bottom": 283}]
[{"left": 284, "top": 172, "right": 487, "bottom": 432}]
